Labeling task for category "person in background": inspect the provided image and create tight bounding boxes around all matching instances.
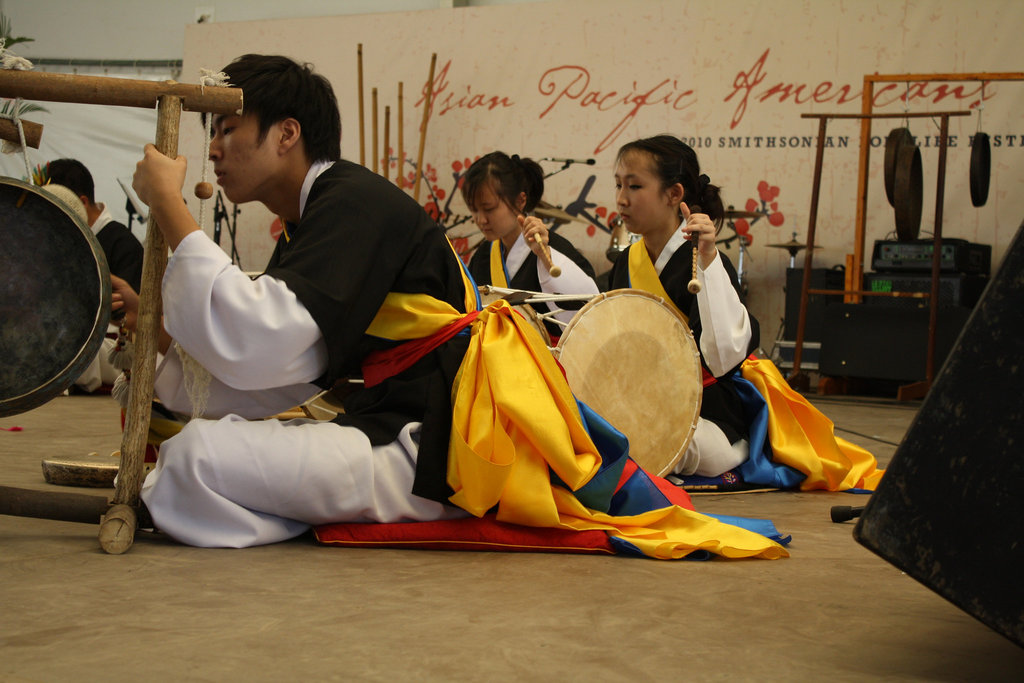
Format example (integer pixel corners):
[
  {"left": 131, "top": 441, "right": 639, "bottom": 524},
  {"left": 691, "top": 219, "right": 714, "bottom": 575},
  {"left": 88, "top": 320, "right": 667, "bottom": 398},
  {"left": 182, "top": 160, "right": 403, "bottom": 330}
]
[
  {"left": 462, "top": 151, "right": 598, "bottom": 337},
  {"left": 47, "top": 158, "right": 144, "bottom": 393},
  {"left": 47, "top": 158, "right": 144, "bottom": 292}
]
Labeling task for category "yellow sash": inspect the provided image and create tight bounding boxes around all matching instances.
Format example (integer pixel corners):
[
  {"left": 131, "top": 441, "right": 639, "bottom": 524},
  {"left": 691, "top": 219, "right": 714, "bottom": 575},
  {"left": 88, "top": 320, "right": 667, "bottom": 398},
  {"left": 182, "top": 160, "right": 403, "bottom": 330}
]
[
  {"left": 740, "top": 358, "right": 884, "bottom": 491},
  {"left": 627, "top": 239, "right": 689, "bottom": 324},
  {"left": 488, "top": 240, "right": 509, "bottom": 288},
  {"left": 362, "top": 240, "right": 786, "bottom": 560},
  {"left": 625, "top": 243, "right": 883, "bottom": 492}
]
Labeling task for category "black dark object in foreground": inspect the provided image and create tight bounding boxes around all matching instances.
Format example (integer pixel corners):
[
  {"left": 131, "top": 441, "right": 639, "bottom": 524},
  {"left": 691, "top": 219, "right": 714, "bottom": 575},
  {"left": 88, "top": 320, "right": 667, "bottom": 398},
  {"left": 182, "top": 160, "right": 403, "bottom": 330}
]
[{"left": 854, "top": 220, "right": 1024, "bottom": 649}]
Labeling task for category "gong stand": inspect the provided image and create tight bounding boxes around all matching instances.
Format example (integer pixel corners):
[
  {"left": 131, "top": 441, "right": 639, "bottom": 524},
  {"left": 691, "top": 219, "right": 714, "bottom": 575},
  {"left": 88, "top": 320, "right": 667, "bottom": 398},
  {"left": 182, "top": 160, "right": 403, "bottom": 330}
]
[
  {"left": 790, "top": 72, "right": 1024, "bottom": 398},
  {"left": 788, "top": 110, "right": 968, "bottom": 396},
  {"left": 0, "top": 69, "right": 242, "bottom": 554}
]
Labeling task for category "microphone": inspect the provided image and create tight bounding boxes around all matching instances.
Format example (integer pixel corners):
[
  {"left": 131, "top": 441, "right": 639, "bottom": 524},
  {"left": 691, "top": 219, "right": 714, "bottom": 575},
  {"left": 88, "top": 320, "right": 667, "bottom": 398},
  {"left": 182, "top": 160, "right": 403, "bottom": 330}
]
[
  {"left": 830, "top": 505, "right": 865, "bottom": 523},
  {"left": 541, "top": 157, "right": 596, "bottom": 166}
]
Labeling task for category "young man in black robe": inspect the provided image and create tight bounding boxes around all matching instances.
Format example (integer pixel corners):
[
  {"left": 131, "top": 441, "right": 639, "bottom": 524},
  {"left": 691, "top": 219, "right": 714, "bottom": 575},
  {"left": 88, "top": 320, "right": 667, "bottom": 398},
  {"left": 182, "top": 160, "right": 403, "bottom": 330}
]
[{"left": 117, "top": 54, "right": 475, "bottom": 546}]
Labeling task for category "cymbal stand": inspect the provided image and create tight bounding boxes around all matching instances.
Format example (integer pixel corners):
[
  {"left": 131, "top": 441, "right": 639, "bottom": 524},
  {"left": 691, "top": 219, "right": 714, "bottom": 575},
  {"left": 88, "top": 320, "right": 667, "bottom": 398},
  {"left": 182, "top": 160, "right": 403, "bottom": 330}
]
[{"left": 725, "top": 218, "right": 751, "bottom": 300}]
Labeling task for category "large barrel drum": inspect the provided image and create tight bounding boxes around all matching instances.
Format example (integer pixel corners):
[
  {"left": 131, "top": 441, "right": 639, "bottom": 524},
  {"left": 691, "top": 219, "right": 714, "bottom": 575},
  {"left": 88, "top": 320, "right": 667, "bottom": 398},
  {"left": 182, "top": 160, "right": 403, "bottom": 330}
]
[{"left": 0, "top": 177, "right": 111, "bottom": 417}]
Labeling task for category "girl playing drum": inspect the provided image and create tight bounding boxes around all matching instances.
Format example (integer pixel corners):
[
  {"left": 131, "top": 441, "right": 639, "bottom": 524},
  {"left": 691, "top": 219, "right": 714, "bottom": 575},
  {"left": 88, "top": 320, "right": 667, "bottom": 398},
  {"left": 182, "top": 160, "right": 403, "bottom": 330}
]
[
  {"left": 606, "top": 135, "right": 755, "bottom": 478},
  {"left": 606, "top": 135, "right": 882, "bottom": 491},
  {"left": 461, "top": 152, "right": 598, "bottom": 336}
]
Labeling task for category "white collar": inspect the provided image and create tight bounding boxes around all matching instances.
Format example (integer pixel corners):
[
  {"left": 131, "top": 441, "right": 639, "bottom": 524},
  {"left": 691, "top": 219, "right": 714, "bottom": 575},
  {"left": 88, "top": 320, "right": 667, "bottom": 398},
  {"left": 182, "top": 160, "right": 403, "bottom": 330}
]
[
  {"left": 503, "top": 232, "right": 530, "bottom": 277},
  {"left": 654, "top": 221, "right": 688, "bottom": 274},
  {"left": 299, "top": 160, "right": 335, "bottom": 218},
  {"left": 91, "top": 203, "right": 114, "bottom": 235}
]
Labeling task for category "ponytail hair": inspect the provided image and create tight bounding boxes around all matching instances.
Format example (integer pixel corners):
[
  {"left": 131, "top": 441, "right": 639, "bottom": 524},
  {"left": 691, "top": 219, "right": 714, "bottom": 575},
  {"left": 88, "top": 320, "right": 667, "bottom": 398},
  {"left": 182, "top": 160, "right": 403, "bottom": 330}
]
[
  {"left": 616, "top": 135, "right": 724, "bottom": 228},
  {"left": 461, "top": 151, "right": 545, "bottom": 215}
]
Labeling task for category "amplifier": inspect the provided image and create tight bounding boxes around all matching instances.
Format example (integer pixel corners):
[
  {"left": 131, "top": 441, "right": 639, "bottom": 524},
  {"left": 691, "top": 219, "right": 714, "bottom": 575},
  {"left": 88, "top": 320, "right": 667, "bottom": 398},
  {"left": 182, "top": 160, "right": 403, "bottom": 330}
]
[
  {"left": 862, "top": 272, "right": 988, "bottom": 309},
  {"left": 871, "top": 239, "right": 991, "bottom": 276},
  {"left": 819, "top": 304, "right": 972, "bottom": 382}
]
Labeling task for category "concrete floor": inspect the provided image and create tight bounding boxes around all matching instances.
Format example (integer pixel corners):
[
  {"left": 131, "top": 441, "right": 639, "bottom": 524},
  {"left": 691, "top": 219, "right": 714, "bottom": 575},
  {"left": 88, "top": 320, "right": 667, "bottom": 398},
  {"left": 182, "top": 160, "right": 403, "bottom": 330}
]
[{"left": 2, "top": 393, "right": 1023, "bottom": 681}]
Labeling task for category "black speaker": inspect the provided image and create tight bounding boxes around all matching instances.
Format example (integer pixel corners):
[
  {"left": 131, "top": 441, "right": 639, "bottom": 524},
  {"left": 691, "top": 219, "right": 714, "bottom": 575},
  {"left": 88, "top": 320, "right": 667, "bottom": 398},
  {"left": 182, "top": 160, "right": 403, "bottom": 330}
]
[
  {"left": 854, "top": 221, "right": 1024, "bottom": 648},
  {"left": 818, "top": 304, "right": 971, "bottom": 382},
  {"left": 784, "top": 267, "right": 844, "bottom": 341}
]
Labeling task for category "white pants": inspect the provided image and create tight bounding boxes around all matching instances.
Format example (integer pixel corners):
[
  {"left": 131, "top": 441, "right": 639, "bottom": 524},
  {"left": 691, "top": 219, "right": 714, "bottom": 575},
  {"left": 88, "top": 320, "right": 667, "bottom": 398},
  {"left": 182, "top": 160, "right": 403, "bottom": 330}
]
[
  {"left": 140, "top": 416, "right": 467, "bottom": 548},
  {"left": 672, "top": 417, "right": 750, "bottom": 478}
]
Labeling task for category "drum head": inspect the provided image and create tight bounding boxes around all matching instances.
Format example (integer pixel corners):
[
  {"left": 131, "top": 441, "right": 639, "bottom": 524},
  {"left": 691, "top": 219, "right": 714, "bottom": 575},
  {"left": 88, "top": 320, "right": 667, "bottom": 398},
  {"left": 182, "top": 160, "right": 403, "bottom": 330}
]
[
  {"left": 554, "top": 289, "right": 702, "bottom": 476},
  {"left": 0, "top": 177, "right": 111, "bottom": 417}
]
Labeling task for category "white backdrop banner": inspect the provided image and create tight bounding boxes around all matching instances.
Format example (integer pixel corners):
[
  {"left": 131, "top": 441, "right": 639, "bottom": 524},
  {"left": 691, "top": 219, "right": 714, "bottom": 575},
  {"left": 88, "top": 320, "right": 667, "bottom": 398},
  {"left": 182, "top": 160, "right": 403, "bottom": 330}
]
[{"left": 13, "top": 0, "right": 1013, "bottom": 345}]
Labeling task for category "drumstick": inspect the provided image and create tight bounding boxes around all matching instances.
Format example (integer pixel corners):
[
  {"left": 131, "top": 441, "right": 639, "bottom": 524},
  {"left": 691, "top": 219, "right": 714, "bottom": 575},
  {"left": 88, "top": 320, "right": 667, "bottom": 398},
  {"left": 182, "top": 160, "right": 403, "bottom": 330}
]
[
  {"left": 533, "top": 234, "right": 562, "bottom": 277},
  {"left": 413, "top": 53, "right": 437, "bottom": 202},
  {"left": 519, "top": 214, "right": 561, "bottom": 277},
  {"left": 357, "top": 44, "right": 365, "bottom": 167},
  {"left": 686, "top": 204, "right": 702, "bottom": 294}
]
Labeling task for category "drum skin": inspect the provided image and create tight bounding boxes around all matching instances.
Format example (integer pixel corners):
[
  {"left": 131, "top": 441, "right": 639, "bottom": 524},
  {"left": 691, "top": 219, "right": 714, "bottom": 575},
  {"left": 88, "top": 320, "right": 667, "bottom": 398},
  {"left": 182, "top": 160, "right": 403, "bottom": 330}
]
[
  {"left": 0, "top": 177, "right": 111, "bottom": 417},
  {"left": 554, "top": 289, "right": 702, "bottom": 476}
]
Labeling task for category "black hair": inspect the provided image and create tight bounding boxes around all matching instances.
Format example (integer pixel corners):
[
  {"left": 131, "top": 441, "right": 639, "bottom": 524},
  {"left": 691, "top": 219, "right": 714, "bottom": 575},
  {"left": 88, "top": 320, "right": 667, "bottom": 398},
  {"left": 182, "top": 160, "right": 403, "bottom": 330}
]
[
  {"left": 222, "top": 54, "right": 341, "bottom": 162},
  {"left": 46, "top": 158, "right": 94, "bottom": 203},
  {"left": 616, "top": 135, "right": 724, "bottom": 227},
  {"left": 461, "top": 151, "right": 544, "bottom": 215}
]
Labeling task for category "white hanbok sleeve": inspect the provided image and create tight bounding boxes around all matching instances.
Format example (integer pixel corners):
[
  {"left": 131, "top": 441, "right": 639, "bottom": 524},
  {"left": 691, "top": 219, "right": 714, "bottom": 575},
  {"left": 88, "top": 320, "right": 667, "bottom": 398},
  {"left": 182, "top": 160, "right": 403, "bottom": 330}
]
[
  {"left": 695, "top": 252, "right": 753, "bottom": 377},
  {"left": 157, "top": 230, "right": 329, "bottom": 392},
  {"left": 154, "top": 344, "right": 321, "bottom": 419}
]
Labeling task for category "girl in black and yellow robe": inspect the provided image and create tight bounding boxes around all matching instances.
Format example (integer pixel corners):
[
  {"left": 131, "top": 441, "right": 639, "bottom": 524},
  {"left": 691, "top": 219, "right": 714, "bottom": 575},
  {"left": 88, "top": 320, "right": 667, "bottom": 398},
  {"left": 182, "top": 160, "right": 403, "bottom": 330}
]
[
  {"left": 463, "top": 152, "right": 598, "bottom": 337},
  {"left": 608, "top": 135, "right": 882, "bottom": 491}
]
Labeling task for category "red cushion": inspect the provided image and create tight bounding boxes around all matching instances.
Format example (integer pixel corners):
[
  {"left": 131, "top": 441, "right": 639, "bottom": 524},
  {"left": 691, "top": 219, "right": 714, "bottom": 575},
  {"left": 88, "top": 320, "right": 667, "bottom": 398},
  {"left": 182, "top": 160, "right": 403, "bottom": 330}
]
[{"left": 314, "top": 514, "right": 615, "bottom": 555}]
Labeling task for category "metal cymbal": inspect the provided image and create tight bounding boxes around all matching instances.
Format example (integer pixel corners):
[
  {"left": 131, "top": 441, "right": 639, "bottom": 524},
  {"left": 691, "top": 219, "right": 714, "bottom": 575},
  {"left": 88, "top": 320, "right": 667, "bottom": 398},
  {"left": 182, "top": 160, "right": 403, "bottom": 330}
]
[
  {"left": 724, "top": 208, "right": 765, "bottom": 220},
  {"left": 534, "top": 205, "right": 587, "bottom": 224},
  {"left": 766, "top": 239, "right": 821, "bottom": 252}
]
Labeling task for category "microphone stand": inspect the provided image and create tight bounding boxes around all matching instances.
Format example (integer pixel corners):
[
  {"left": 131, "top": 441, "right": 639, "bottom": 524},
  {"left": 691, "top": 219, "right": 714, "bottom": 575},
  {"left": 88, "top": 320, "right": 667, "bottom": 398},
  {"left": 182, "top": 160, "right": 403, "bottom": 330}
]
[
  {"left": 213, "top": 191, "right": 242, "bottom": 268},
  {"left": 540, "top": 158, "right": 594, "bottom": 180},
  {"left": 125, "top": 197, "right": 138, "bottom": 232},
  {"left": 543, "top": 164, "right": 571, "bottom": 180}
]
